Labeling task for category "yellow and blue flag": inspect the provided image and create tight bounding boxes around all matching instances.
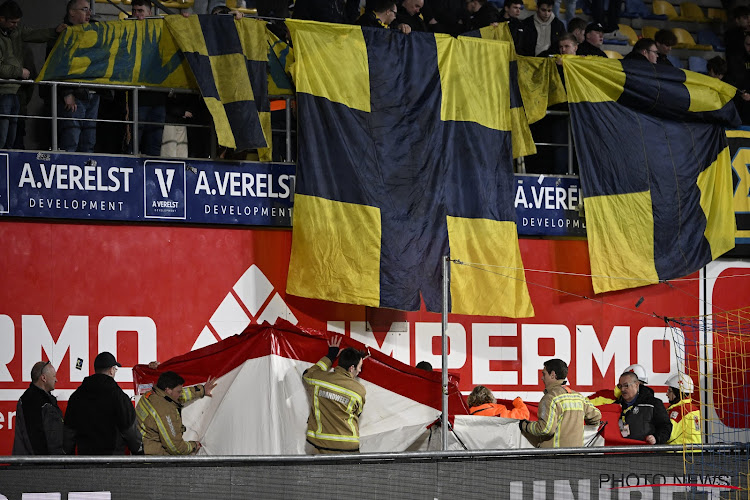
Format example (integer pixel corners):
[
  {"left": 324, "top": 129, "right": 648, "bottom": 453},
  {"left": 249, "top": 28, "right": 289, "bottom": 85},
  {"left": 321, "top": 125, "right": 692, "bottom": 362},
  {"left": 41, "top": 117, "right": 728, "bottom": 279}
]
[
  {"left": 285, "top": 21, "right": 533, "bottom": 318},
  {"left": 38, "top": 18, "right": 193, "bottom": 88},
  {"left": 564, "top": 57, "right": 739, "bottom": 293},
  {"left": 165, "top": 15, "right": 269, "bottom": 151}
]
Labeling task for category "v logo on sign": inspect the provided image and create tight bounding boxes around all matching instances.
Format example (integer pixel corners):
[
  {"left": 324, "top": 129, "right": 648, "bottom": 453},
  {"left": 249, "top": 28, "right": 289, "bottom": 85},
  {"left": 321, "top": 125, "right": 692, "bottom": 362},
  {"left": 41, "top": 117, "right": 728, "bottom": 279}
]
[{"left": 155, "top": 169, "right": 175, "bottom": 198}]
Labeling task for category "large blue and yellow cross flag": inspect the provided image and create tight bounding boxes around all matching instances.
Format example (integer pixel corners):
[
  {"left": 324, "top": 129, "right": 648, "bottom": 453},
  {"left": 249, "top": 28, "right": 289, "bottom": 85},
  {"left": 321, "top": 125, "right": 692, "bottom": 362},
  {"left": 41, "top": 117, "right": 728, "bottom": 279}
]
[
  {"left": 39, "top": 16, "right": 270, "bottom": 153},
  {"left": 564, "top": 58, "right": 739, "bottom": 294},
  {"left": 285, "top": 21, "right": 534, "bottom": 318}
]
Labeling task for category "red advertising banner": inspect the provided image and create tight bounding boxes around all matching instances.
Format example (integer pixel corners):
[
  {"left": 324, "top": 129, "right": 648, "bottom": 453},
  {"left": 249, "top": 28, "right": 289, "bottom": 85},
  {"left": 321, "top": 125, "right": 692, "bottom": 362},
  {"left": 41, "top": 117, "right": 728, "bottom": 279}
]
[{"left": 0, "top": 220, "right": 735, "bottom": 454}]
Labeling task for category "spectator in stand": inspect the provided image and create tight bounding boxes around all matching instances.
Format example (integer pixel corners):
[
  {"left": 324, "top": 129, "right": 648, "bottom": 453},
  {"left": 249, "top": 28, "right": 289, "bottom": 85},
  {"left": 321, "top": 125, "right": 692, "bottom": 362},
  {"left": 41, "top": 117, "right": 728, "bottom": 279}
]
[
  {"left": 468, "top": 385, "right": 530, "bottom": 419},
  {"left": 624, "top": 37, "right": 658, "bottom": 63},
  {"left": 707, "top": 56, "right": 727, "bottom": 80},
  {"left": 392, "top": 0, "right": 427, "bottom": 34},
  {"left": 590, "top": 0, "right": 620, "bottom": 34},
  {"left": 725, "top": 6, "right": 750, "bottom": 71},
  {"left": 518, "top": 359, "right": 602, "bottom": 448},
  {"left": 654, "top": 29, "right": 676, "bottom": 66},
  {"left": 519, "top": 0, "right": 565, "bottom": 56},
  {"left": 461, "top": 0, "right": 502, "bottom": 33},
  {"left": 293, "top": 0, "right": 360, "bottom": 23},
  {"left": 616, "top": 370, "right": 672, "bottom": 444},
  {"left": 136, "top": 370, "right": 217, "bottom": 455},
  {"left": 63, "top": 352, "right": 144, "bottom": 455},
  {"left": 558, "top": 31, "right": 578, "bottom": 55},
  {"left": 57, "top": 0, "right": 99, "bottom": 153},
  {"left": 161, "top": 91, "right": 194, "bottom": 158},
  {"left": 567, "top": 16, "right": 586, "bottom": 43},
  {"left": 501, "top": 0, "right": 524, "bottom": 48},
  {"left": 576, "top": 22, "right": 606, "bottom": 57},
  {"left": 12, "top": 361, "right": 65, "bottom": 455},
  {"left": 357, "top": 0, "right": 399, "bottom": 28},
  {"left": 0, "top": 0, "right": 66, "bottom": 149},
  {"left": 129, "top": 0, "right": 166, "bottom": 156},
  {"left": 553, "top": 0, "right": 575, "bottom": 28},
  {"left": 421, "top": 0, "right": 464, "bottom": 35},
  {"left": 725, "top": 31, "right": 750, "bottom": 124},
  {"left": 665, "top": 372, "right": 701, "bottom": 446}
]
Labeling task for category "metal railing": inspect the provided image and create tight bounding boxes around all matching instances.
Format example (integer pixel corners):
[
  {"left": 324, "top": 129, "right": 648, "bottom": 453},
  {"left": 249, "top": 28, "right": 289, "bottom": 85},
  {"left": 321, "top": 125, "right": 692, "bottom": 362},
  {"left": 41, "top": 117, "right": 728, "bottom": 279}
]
[{"left": 1, "top": 78, "right": 296, "bottom": 162}]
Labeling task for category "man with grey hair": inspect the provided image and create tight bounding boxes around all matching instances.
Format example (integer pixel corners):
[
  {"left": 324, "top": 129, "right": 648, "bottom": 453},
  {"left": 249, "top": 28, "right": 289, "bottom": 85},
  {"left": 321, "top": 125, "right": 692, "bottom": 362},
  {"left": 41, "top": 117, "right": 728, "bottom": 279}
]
[
  {"left": 616, "top": 370, "right": 671, "bottom": 444},
  {"left": 12, "top": 361, "right": 65, "bottom": 455}
]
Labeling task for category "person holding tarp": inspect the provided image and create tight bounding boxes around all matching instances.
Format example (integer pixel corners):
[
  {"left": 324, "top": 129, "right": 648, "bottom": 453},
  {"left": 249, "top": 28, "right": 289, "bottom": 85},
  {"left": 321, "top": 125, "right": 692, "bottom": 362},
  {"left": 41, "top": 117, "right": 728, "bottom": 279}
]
[
  {"left": 467, "top": 385, "right": 530, "bottom": 419},
  {"left": 135, "top": 370, "right": 217, "bottom": 455},
  {"left": 519, "top": 358, "right": 601, "bottom": 448},
  {"left": 303, "top": 336, "right": 368, "bottom": 454}
]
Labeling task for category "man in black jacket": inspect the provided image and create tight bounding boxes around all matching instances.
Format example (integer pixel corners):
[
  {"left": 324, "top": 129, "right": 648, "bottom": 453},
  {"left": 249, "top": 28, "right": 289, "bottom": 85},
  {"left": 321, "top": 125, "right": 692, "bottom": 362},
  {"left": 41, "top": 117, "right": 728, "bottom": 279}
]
[
  {"left": 64, "top": 352, "right": 143, "bottom": 455},
  {"left": 392, "top": 0, "right": 426, "bottom": 34},
  {"left": 461, "top": 0, "right": 501, "bottom": 33},
  {"left": 12, "top": 361, "right": 64, "bottom": 455},
  {"left": 357, "top": 0, "right": 398, "bottom": 28},
  {"left": 519, "top": 0, "right": 565, "bottom": 56},
  {"left": 617, "top": 371, "right": 672, "bottom": 444},
  {"left": 575, "top": 22, "right": 607, "bottom": 57}
]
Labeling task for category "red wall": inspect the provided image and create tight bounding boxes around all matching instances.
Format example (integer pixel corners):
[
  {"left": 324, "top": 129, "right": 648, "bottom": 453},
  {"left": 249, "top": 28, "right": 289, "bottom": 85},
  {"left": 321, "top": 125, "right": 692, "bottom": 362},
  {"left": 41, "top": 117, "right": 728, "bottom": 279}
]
[{"left": 0, "top": 221, "right": 724, "bottom": 454}]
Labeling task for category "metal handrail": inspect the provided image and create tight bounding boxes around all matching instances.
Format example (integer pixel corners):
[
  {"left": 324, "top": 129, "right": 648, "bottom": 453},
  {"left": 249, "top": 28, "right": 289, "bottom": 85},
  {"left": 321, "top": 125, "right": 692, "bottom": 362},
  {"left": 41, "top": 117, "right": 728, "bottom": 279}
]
[
  {"left": 2, "top": 78, "right": 296, "bottom": 161},
  {"left": 0, "top": 443, "right": 744, "bottom": 465}
]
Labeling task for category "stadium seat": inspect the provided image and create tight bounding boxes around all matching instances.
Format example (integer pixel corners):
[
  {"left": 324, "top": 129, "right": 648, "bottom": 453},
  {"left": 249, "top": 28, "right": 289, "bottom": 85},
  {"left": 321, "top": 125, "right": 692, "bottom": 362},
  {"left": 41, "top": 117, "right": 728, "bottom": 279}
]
[
  {"left": 688, "top": 56, "right": 708, "bottom": 73},
  {"left": 622, "top": 0, "right": 668, "bottom": 19},
  {"left": 672, "top": 28, "right": 713, "bottom": 50},
  {"left": 667, "top": 54, "right": 683, "bottom": 67},
  {"left": 641, "top": 25, "right": 658, "bottom": 39},
  {"left": 226, "top": 0, "right": 258, "bottom": 14},
  {"left": 161, "top": 0, "right": 195, "bottom": 8},
  {"left": 652, "top": 0, "right": 688, "bottom": 21},
  {"left": 707, "top": 8, "right": 726, "bottom": 22},
  {"left": 523, "top": 0, "right": 537, "bottom": 11},
  {"left": 96, "top": 0, "right": 121, "bottom": 3},
  {"left": 697, "top": 30, "right": 725, "bottom": 51},
  {"left": 604, "top": 50, "right": 624, "bottom": 59},
  {"left": 617, "top": 24, "right": 639, "bottom": 45},
  {"left": 679, "top": 2, "right": 709, "bottom": 22}
]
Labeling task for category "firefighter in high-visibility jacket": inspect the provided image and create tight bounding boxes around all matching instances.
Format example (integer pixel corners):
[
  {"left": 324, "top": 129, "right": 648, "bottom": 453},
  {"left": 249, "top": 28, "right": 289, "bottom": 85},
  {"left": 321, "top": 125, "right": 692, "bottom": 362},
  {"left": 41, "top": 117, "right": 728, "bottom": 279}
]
[
  {"left": 304, "top": 336, "right": 367, "bottom": 454},
  {"left": 136, "top": 370, "right": 217, "bottom": 455},
  {"left": 665, "top": 372, "right": 702, "bottom": 446}
]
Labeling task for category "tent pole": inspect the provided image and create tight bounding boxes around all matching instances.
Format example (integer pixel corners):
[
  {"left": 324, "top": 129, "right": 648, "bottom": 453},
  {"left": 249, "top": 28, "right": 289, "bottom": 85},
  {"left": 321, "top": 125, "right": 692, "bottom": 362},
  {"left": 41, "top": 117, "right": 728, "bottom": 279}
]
[{"left": 441, "top": 255, "right": 449, "bottom": 451}]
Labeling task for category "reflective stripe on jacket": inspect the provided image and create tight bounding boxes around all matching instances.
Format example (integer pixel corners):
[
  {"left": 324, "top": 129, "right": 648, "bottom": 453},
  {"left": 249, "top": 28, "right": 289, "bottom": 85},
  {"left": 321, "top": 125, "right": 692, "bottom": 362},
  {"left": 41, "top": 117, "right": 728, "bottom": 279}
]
[
  {"left": 304, "top": 356, "right": 366, "bottom": 452},
  {"left": 135, "top": 385, "right": 204, "bottom": 455},
  {"left": 667, "top": 398, "right": 702, "bottom": 446},
  {"left": 526, "top": 380, "right": 602, "bottom": 448}
]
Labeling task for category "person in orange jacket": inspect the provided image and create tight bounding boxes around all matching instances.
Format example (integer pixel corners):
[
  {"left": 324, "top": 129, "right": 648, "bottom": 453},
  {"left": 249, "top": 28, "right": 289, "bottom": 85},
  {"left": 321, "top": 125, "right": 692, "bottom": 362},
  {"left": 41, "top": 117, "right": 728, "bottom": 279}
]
[{"left": 467, "top": 385, "right": 530, "bottom": 419}]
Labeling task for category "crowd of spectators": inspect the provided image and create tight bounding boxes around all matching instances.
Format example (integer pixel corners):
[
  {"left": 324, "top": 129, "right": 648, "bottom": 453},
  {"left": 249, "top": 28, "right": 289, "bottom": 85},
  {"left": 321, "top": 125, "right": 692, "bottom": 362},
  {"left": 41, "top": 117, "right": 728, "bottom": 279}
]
[{"left": 0, "top": 0, "right": 742, "bottom": 168}]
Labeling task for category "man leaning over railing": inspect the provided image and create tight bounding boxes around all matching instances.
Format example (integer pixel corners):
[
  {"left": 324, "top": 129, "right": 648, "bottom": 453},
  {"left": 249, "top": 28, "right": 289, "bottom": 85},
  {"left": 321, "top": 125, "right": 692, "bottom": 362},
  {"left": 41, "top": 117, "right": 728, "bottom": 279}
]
[{"left": 0, "top": 0, "right": 66, "bottom": 149}]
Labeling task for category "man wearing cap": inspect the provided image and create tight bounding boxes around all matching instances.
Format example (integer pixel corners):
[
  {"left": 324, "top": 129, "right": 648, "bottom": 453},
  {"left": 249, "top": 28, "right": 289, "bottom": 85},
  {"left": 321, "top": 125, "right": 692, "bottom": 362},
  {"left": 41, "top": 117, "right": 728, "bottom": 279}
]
[
  {"left": 665, "top": 373, "right": 701, "bottom": 446},
  {"left": 12, "top": 361, "right": 64, "bottom": 455},
  {"left": 63, "top": 352, "right": 143, "bottom": 455},
  {"left": 576, "top": 22, "right": 607, "bottom": 57}
]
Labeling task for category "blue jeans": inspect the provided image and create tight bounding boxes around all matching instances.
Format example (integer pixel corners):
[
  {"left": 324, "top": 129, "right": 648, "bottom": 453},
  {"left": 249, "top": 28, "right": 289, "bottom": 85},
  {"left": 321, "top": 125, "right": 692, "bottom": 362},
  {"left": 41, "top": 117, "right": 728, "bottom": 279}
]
[
  {"left": 0, "top": 94, "right": 20, "bottom": 149},
  {"left": 554, "top": 0, "right": 577, "bottom": 26},
  {"left": 59, "top": 93, "right": 100, "bottom": 152},
  {"left": 137, "top": 103, "right": 166, "bottom": 156}
]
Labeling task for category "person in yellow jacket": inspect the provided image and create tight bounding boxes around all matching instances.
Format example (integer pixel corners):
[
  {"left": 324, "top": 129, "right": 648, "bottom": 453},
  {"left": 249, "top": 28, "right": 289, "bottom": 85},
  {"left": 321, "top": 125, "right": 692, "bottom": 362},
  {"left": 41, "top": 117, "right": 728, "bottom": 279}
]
[
  {"left": 135, "top": 370, "right": 217, "bottom": 455},
  {"left": 303, "top": 336, "right": 368, "bottom": 454},
  {"left": 467, "top": 385, "right": 530, "bottom": 419},
  {"left": 665, "top": 372, "right": 702, "bottom": 446},
  {"left": 519, "top": 358, "right": 602, "bottom": 448}
]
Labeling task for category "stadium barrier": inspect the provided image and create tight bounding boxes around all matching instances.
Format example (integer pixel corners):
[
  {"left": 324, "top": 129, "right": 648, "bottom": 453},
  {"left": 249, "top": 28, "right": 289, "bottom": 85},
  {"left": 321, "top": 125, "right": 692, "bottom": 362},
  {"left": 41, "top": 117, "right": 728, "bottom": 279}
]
[{"left": 1, "top": 444, "right": 747, "bottom": 499}]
